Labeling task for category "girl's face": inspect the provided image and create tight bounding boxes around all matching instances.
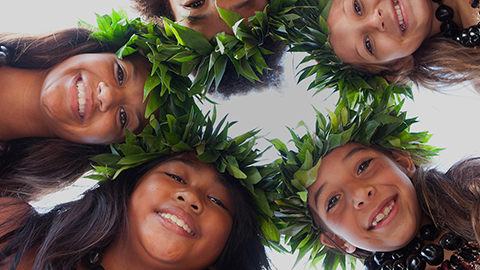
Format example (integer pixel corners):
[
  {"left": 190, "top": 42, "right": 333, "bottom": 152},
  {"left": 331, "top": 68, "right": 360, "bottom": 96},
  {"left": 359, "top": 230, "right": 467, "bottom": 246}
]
[
  {"left": 40, "top": 53, "right": 150, "bottom": 144},
  {"left": 126, "top": 152, "right": 234, "bottom": 270},
  {"left": 169, "top": 0, "right": 268, "bottom": 39},
  {"left": 327, "top": 0, "right": 435, "bottom": 65},
  {"left": 307, "top": 143, "right": 421, "bottom": 252}
]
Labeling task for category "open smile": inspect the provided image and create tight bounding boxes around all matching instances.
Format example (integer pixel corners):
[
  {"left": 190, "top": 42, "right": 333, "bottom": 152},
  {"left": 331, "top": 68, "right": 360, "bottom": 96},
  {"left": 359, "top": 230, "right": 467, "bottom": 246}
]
[
  {"left": 369, "top": 196, "right": 397, "bottom": 229},
  {"left": 393, "top": 0, "right": 406, "bottom": 33},
  {"left": 157, "top": 211, "right": 197, "bottom": 237},
  {"left": 76, "top": 79, "right": 86, "bottom": 118}
]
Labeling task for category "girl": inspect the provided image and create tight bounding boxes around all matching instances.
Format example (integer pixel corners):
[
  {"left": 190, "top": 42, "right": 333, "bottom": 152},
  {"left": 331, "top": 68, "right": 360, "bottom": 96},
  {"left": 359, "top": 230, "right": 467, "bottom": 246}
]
[
  {"left": 0, "top": 108, "right": 272, "bottom": 270},
  {"left": 269, "top": 97, "right": 479, "bottom": 269},
  {"left": 325, "top": 0, "right": 480, "bottom": 91},
  {"left": 0, "top": 28, "right": 151, "bottom": 144}
]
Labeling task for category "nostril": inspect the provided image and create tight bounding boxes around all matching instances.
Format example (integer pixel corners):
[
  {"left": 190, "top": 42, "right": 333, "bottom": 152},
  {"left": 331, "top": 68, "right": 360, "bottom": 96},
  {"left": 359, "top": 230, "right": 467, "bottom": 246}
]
[
  {"left": 178, "top": 196, "right": 185, "bottom": 201},
  {"left": 191, "top": 205, "right": 198, "bottom": 210},
  {"left": 368, "top": 191, "right": 372, "bottom": 196}
]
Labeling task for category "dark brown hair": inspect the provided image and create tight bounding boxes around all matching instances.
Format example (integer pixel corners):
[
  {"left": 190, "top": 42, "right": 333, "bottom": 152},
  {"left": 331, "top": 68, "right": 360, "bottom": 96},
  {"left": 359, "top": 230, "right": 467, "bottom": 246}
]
[
  {"left": 311, "top": 147, "right": 480, "bottom": 259},
  {"left": 0, "top": 27, "right": 118, "bottom": 69},
  {"left": 0, "top": 154, "right": 270, "bottom": 270}
]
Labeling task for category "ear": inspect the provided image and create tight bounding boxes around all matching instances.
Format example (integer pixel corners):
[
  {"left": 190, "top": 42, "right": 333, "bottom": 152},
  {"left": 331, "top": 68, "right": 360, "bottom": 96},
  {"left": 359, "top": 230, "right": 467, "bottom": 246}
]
[
  {"left": 391, "top": 151, "right": 416, "bottom": 178},
  {"left": 385, "top": 55, "right": 414, "bottom": 82},
  {"left": 319, "top": 232, "right": 356, "bottom": 254}
]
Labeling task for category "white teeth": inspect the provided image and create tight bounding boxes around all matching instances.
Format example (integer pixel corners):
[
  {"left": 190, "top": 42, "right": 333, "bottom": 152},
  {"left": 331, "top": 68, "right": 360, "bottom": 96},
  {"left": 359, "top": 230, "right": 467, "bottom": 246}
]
[
  {"left": 76, "top": 80, "right": 86, "bottom": 118},
  {"left": 160, "top": 213, "right": 194, "bottom": 235},
  {"left": 393, "top": 1, "right": 405, "bottom": 32},
  {"left": 371, "top": 200, "right": 395, "bottom": 227}
]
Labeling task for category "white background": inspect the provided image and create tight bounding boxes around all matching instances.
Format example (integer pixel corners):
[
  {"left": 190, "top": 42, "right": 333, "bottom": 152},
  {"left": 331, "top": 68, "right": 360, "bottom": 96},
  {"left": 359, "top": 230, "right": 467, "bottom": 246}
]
[{"left": 2, "top": 0, "right": 480, "bottom": 268}]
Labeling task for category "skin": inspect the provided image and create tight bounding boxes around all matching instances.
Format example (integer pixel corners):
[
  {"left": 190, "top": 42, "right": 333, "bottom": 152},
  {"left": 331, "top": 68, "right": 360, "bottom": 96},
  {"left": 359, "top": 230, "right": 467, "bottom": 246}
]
[
  {"left": 0, "top": 53, "right": 150, "bottom": 144},
  {"left": 307, "top": 143, "right": 421, "bottom": 252},
  {"left": 327, "top": 0, "right": 459, "bottom": 66},
  {"left": 169, "top": 0, "right": 268, "bottom": 38},
  {"left": 101, "top": 153, "right": 234, "bottom": 270}
]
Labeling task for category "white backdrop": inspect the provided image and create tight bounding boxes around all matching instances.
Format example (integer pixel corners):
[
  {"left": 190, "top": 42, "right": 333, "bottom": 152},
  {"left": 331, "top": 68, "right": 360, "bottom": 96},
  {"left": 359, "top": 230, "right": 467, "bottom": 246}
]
[{"left": 2, "top": 0, "right": 480, "bottom": 268}]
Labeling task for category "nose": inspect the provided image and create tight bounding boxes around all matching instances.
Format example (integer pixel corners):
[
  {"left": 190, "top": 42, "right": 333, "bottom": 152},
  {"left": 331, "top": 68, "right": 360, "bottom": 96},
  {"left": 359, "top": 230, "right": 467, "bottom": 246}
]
[
  {"left": 365, "top": 8, "right": 385, "bottom": 32},
  {"left": 97, "top": 82, "right": 121, "bottom": 112},
  {"left": 175, "top": 191, "right": 204, "bottom": 214},
  {"left": 351, "top": 184, "right": 375, "bottom": 209}
]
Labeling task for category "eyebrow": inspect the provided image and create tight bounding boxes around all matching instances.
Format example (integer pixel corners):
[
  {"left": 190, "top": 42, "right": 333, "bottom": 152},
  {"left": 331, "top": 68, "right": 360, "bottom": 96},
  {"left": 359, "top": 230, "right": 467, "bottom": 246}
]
[
  {"left": 313, "top": 182, "right": 326, "bottom": 210},
  {"left": 233, "top": 0, "right": 255, "bottom": 10}
]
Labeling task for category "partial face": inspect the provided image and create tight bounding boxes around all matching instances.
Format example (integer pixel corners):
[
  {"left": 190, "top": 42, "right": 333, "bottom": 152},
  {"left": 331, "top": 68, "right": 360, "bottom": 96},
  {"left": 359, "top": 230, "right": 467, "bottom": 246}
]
[
  {"left": 328, "top": 0, "right": 435, "bottom": 65},
  {"left": 41, "top": 53, "right": 150, "bottom": 144},
  {"left": 126, "top": 153, "right": 234, "bottom": 270},
  {"left": 307, "top": 143, "right": 421, "bottom": 252},
  {"left": 169, "top": 0, "right": 268, "bottom": 39}
]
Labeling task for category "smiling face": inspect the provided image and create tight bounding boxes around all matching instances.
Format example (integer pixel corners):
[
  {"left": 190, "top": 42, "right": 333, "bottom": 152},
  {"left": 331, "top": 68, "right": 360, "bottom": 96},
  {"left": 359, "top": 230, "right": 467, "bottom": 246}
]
[
  {"left": 169, "top": 0, "right": 268, "bottom": 38},
  {"left": 327, "top": 0, "right": 436, "bottom": 65},
  {"left": 40, "top": 53, "right": 150, "bottom": 144},
  {"left": 124, "top": 153, "right": 234, "bottom": 270},
  {"left": 307, "top": 143, "right": 421, "bottom": 252}
]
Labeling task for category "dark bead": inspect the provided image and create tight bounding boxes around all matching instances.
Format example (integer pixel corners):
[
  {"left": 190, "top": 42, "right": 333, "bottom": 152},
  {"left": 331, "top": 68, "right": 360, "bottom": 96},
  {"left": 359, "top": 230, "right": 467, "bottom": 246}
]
[
  {"left": 375, "top": 252, "right": 391, "bottom": 266},
  {"left": 460, "top": 30, "right": 471, "bottom": 46},
  {"left": 420, "top": 244, "right": 444, "bottom": 266},
  {"left": 365, "top": 255, "right": 380, "bottom": 270},
  {"left": 0, "top": 45, "right": 12, "bottom": 65},
  {"left": 468, "top": 26, "right": 480, "bottom": 45},
  {"left": 393, "top": 259, "right": 407, "bottom": 270},
  {"left": 406, "top": 254, "right": 426, "bottom": 270},
  {"left": 420, "top": 225, "right": 438, "bottom": 241},
  {"left": 435, "top": 5, "right": 454, "bottom": 21},
  {"left": 439, "top": 233, "right": 463, "bottom": 250},
  {"left": 88, "top": 250, "right": 102, "bottom": 266},
  {"left": 440, "top": 21, "right": 459, "bottom": 37},
  {"left": 381, "top": 260, "right": 395, "bottom": 270},
  {"left": 406, "top": 237, "right": 423, "bottom": 253},
  {"left": 0, "top": 52, "right": 7, "bottom": 67},
  {"left": 472, "top": 0, "right": 479, "bottom": 8},
  {"left": 391, "top": 248, "right": 407, "bottom": 261}
]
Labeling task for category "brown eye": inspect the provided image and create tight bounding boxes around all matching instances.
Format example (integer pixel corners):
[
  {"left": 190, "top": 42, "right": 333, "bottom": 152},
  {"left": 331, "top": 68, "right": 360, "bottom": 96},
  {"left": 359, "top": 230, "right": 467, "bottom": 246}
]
[
  {"left": 327, "top": 195, "right": 340, "bottom": 212},
  {"left": 167, "top": 173, "right": 185, "bottom": 184},
  {"left": 186, "top": 0, "right": 205, "bottom": 8},
  {"left": 117, "top": 63, "right": 124, "bottom": 85},
  {"left": 354, "top": 0, "right": 362, "bottom": 15},
  {"left": 119, "top": 107, "right": 127, "bottom": 129},
  {"left": 357, "top": 158, "right": 373, "bottom": 175}
]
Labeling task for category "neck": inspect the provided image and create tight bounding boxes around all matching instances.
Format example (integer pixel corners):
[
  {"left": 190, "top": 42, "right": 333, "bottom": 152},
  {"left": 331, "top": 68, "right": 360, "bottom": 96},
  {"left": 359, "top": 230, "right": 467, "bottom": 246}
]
[{"left": 0, "top": 66, "right": 53, "bottom": 141}]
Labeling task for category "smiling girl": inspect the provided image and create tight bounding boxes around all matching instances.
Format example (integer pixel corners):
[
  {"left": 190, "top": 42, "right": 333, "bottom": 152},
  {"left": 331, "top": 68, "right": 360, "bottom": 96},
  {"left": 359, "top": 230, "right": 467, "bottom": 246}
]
[
  {"left": 0, "top": 28, "right": 150, "bottom": 144},
  {"left": 0, "top": 108, "right": 272, "bottom": 269},
  {"left": 325, "top": 0, "right": 480, "bottom": 91},
  {"left": 269, "top": 97, "right": 480, "bottom": 269}
]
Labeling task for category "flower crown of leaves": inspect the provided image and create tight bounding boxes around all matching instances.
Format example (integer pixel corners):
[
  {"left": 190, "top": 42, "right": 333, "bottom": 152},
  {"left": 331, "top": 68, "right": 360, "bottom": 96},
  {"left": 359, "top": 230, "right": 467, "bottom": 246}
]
[
  {"left": 88, "top": 98, "right": 277, "bottom": 238},
  {"left": 266, "top": 88, "right": 441, "bottom": 268}
]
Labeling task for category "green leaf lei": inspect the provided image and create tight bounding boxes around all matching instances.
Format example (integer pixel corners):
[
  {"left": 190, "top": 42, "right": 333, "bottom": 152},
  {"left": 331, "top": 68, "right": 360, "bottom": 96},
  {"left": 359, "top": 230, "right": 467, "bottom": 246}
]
[{"left": 266, "top": 88, "right": 441, "bottom": 269}]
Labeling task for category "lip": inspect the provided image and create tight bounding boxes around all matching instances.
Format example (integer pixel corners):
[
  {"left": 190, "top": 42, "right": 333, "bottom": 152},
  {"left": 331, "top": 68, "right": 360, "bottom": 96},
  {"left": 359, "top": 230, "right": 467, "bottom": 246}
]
[
  {"left": 70, "top": 74, "right": 92, "bottom": 123},
  {"left": 392, "top": 0, "right": 408, "bottom": 35},
  {"left": 368, "top": 195, "right": 398, "bottom": 230},
  {"left": 155, "top": 207, "right": 199, "bottom": 238}
]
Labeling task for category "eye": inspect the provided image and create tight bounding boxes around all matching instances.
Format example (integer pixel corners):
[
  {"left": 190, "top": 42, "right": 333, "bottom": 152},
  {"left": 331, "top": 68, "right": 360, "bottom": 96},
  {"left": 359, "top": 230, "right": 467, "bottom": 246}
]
[
  {"left": 327, "top": 195, "right": 340, "bottom": 212},
  {"left": 357, "top": 158, "right": 373, "bottom": 175},
  {"left": 365, "top": 36, "right": 373, "bottom": 55},
  {"left": 354, "top": 0, "right": 362, "bottom": 15},
  {"left": 119, "top": 107, "right": 128, "bottom": 129},
  {"left": 209, "top": 196, "right": 226, "bottom": 209},
  {"left": 167, "top": 173, "right": 185, "bottom": 184},
  {"left": 117, "top": 63, "right": 124, "bottom": 85},
  {"left": 185, "top": 0, "right": 205, "bottom": 8}
]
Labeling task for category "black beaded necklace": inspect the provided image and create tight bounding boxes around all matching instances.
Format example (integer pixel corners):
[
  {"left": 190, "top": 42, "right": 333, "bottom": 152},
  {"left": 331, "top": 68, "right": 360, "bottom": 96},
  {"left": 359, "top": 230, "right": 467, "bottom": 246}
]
[
  {"left": 364, "top": 224, "right": 465, "bottom": 270},
  {"left": 433, "top": 0, "right": 480, "bottom": 46}
]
